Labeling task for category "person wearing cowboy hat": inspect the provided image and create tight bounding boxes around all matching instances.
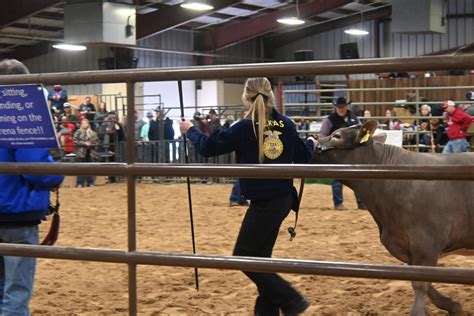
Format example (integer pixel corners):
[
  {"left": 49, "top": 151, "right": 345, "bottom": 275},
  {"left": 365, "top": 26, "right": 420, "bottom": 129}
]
[
  {"left": 319, "top": 96, "right": 366, "bottom": 211},
  {"left": 148, "top": 106, "right": 174, "bottom": 162}
]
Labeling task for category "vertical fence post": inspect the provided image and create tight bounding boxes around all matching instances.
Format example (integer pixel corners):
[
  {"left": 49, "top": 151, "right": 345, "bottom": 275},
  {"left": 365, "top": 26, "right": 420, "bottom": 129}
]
[
  {"left": 277, "top": 81, "right": 283, "bottom": 114},
  {"left": 126, "top": 81, "right": 137, "bottom": 316}
]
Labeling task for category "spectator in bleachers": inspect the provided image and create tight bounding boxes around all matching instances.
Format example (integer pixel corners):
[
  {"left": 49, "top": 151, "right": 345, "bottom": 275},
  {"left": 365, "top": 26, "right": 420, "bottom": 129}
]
[
  {"left": 463, "top": 92, "right": 474, "bottom": 116},
  {"left": 383, "top": 109, "right": 401, "bottom": 130},
  {"left": 416, "top": 104, "right": 432, "bottom": 147},
  {"left": 361, "top": 109, "right": 372, "bottom": 123},
  {"left": 149, "top": 107, "right": 175, "bottom": 141},
  {"left": 429, "top": 118, "right": 448, "bottom": 153},
  {"left": 191, "top": 111, "right": 209, "bottom": 135},
  {"left": 48, "top": 84, "right": 68, "bottom": 114},
  {"left": 73, "top": 118, "right": 99, "bottom": 187},
  {"left": 57, "top": 116, "right": 77, "bottom": 155},
  {"left": 149, "top": 107, "right": 174, "bottom": 162},
  {"left": 94, "top": 101, "right": 109, "bottom": 130},
  {"left": 132, "top": 110, "right": 144, "bottom": 141},
  {"left": 207, "top": 109, "right": 222, "bottom": 133},
  {"left": 442, "top": 100, "right": 473, "bottom": 153},
  {"left": 79, "top": 96, "right": 96, "bottom": 123},
  {"left": 60, "top": 102, "right": 79, "bottom": 127},
  {"left": 140, "top": 111, "right": 154, "bottom": 142},
  {"left": 414, "top": 104, "right": 431, "bottom": 127},
  {"left": 99, "top": 111, "right": 125, "bottom": 154}
]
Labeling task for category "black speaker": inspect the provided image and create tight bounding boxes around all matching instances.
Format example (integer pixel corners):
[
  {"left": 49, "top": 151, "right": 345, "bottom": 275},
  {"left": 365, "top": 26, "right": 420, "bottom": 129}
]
[
  {"left": 339, "top": 42, "right": 359, "bottom": 59},
  {"left": 98, "top": 57, "right": 115, "bottom": 70},
  {"left": 98, "top": 57, "right": 139, "bottom": 70},
  {"left": 294, "top": 50, "right": 314, "bottom": 82},
  {"left": 117, "top": 57, "right": 139, "bottom": 69}
]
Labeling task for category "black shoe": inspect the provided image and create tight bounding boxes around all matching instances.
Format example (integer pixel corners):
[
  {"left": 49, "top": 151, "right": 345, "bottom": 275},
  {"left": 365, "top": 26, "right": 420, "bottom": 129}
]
[{"left": 282, "top": 298, "right": 310, "bottom": 315}]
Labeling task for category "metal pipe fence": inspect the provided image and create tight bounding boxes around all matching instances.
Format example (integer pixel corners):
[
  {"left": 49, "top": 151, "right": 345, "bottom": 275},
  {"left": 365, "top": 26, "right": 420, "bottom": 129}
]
[
  {"left": 1, "top": 243, "right": 474, "bottom": 286},
  {"left": 283, "top": 83, "right": 474, "bottom": 152},
  {"left": 1, "top": 54, "right": 474, "bottom": 315}
]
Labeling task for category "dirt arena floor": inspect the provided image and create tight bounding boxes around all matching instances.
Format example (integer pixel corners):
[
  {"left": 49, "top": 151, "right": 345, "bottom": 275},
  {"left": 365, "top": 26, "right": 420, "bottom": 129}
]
[{"left": 31, "top": 181, "right": 474, "bottom": 315}]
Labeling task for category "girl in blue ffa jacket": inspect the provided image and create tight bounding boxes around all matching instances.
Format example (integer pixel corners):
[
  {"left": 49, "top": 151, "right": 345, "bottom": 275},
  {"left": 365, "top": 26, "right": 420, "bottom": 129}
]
[{"left": 180, "top": 77, "right": 315, "bottom": 315}]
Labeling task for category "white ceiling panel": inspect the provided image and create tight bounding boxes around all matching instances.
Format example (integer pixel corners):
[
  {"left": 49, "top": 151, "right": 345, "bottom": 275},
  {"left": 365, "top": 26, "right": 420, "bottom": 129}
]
[
  {"left": 317, "top": 11, "right": 346, "bottom": 19},
  {"left": 242, "top": 0, "right": 286, "bottom": 8},
  {"left": 192, "top": 16, "right": 223, "bottom": 24},
  {"left": 217, "top": 7, "right": 255, "bottom": 16}
]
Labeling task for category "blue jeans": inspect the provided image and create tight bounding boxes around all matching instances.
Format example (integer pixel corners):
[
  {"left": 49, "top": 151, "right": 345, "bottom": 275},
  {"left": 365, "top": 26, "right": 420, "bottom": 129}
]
[
  {"left": 76, "top": 175, "right": 94, "bottom": 186},
  {"left": 332, "top": 180, "right": 364, "bottom": 207},
  {"left": 229, "top": 180, "right": 248, "bottom": 204},
  {"left": 0, "top": 225, "right": 39, "bottom": 316},
  {"left": 443, "top": 138, "right": 469, "bottom": 154}
]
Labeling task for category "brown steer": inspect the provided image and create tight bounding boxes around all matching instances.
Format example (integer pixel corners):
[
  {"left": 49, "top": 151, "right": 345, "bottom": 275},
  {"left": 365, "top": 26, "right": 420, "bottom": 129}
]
[{"left": 312, "top": 120, "right": 474, "bottom": 316}]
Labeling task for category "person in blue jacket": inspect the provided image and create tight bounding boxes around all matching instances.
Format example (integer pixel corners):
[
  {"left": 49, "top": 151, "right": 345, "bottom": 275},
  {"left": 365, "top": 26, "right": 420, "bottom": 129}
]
[
  {"left": 0, "top": 59, "right": 65, "bottom": 316},
  {"left": 47, "top": 84, "right": 68, "bottom": 114},
  {"left": 180, "top": 77, "right": 315, "bottom": 315}
]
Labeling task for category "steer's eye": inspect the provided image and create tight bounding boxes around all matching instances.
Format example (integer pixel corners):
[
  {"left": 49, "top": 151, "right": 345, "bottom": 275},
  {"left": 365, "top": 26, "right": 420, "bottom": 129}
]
[{"left": 333, "top": 133, "right": 341, "bottom": 139}]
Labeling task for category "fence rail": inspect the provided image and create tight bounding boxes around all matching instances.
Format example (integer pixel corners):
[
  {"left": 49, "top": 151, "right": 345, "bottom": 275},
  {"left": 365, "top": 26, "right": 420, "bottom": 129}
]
[
  {"left": 1, "top": 163, "right": 474, "bottom": 180},
  {"left": 1, "top": 55, "right": 474, "bottom": 85},
  {"left": 0, "top": 243, "right": 474, "bottom": 286},
  {"left": 2, "top": 54, "right": 474, "bottom": 315}
]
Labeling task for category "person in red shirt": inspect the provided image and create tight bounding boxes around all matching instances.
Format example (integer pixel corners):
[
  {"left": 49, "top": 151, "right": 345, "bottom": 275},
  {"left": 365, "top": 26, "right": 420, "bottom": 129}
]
[
  {"left": 442, "top": 100, "right": 473, "bottom": 153},
  {"left": 57, "top": 116, "right": 77, "bottom": 154}
]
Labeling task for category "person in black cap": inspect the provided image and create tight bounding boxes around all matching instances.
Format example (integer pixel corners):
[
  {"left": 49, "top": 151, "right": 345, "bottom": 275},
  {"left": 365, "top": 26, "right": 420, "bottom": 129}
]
[
  {"left": 207, "top": 109, "right": 222, "bottom": 134},
  {"left": 319, "top": 96, "right": 366, "bottom": 211},
  {"left": 148, "top": 107, "right": 174, "bottom": 162}
]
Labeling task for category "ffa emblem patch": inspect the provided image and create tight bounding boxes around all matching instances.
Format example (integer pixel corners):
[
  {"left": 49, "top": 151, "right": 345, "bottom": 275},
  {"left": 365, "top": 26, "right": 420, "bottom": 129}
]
[{"left": 263, "top": 130, "right": 284, "bottom": 160}]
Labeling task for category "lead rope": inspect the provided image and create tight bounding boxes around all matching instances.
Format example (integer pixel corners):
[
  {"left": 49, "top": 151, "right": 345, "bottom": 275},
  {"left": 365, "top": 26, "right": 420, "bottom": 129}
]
[
  {"left": 41, "top": 189, "right": 60, "bottom": 246},
  {"left": 288, "top": 179, "right": 304, "bottom": 241}
]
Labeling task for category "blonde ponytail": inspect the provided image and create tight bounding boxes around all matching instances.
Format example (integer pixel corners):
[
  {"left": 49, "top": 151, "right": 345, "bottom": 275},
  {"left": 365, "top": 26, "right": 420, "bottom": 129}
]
[
  {"left": 255, "top": 95, "right": 267, "bottom": 163},
  {"left": 242, "top": 78, "right": 275, "bottom": 163}
]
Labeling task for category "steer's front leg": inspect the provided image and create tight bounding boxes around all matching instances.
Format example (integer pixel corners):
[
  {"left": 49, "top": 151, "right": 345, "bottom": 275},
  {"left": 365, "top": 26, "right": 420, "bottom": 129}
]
[{"left": 410, "top": 280, "right": 429, "bottom": 316}]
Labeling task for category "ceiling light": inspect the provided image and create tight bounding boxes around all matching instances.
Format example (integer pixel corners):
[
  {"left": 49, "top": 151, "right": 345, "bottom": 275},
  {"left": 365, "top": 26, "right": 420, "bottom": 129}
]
[
  {"left": 277, "top": 17, "right": 306, "bottom": 25},
  {"left": 344, "top": 10, "right": 369, "bottom": 36},
  {"left": 52, "top": 43, "right": 87, "bottom": 51},
  {"left": 277, "top": 0, "right": 305, "bottom": 26},
  {"left": 180, "top": 1, "right": 214, "bottom": 11},
  {"left": 344, "top": 28, "right": 369, "bottom": 36}
]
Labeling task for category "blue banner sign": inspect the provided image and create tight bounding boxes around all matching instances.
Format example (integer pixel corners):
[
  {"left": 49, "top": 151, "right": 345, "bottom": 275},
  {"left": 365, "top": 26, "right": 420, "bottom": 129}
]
[{"left": 0, "top": 84, "right": 59, "bottom": 148}]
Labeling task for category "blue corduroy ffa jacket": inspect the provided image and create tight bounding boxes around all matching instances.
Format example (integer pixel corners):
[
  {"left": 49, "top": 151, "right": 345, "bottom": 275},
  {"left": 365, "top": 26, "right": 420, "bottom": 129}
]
[
  {"left": 0, "top": 148, "right": 64, "bottom": 224},
  {"left": 187, "top": 109, "right": 313, "bottom": 201}
]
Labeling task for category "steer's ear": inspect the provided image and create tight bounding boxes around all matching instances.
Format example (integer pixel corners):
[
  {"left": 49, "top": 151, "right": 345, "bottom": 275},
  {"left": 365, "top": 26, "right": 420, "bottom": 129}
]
[{"left": 356, "top": 120, "right": 378, "bottom": 144}]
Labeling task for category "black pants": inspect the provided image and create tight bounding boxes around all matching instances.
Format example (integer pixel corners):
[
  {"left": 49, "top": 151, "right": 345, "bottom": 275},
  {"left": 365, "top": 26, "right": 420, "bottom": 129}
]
[{"left": 233, "top": 191, "right": 304, "bottom": 315}]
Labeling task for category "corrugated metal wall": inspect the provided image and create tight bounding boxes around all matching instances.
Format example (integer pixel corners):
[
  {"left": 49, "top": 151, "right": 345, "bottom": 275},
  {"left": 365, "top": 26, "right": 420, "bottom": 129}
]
[
  {"left": 136, "top": 29, "right": 194, "bottom": 68},
  {"left": 274, "top": 20, "right": 376, "bottom": 81},
  {"left": 273, "top": 0, "right": 474, "bottom": 81},
  {"left": 23, "top": 46, "right": 113, "bottom": 95},
  {"left": 22, "top": 30, "right": 194, "bottom": 95},
  {"left": 216, "top": 38, "right": 265, "bottom": 64}
]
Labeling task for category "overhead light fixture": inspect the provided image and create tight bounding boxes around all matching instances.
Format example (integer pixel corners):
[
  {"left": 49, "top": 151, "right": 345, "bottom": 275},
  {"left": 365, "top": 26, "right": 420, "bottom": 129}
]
[
  {"left": 52, "top": 43, "right": 87, "bottom": 51},
  {"left": 344, "top": 28, "right": 369, "bottom": 36},
  {"left": 277, "top": 0, "right": 305, "bottom": 26},
  {"left": 180, "top": 0, "right": 214, "bottom": 11},
  {"left": 277, "top": 17, "right": 305, "bottom": 26},
  {"left": 344, "top": 10, "right": 369, "bottom": 36}
]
